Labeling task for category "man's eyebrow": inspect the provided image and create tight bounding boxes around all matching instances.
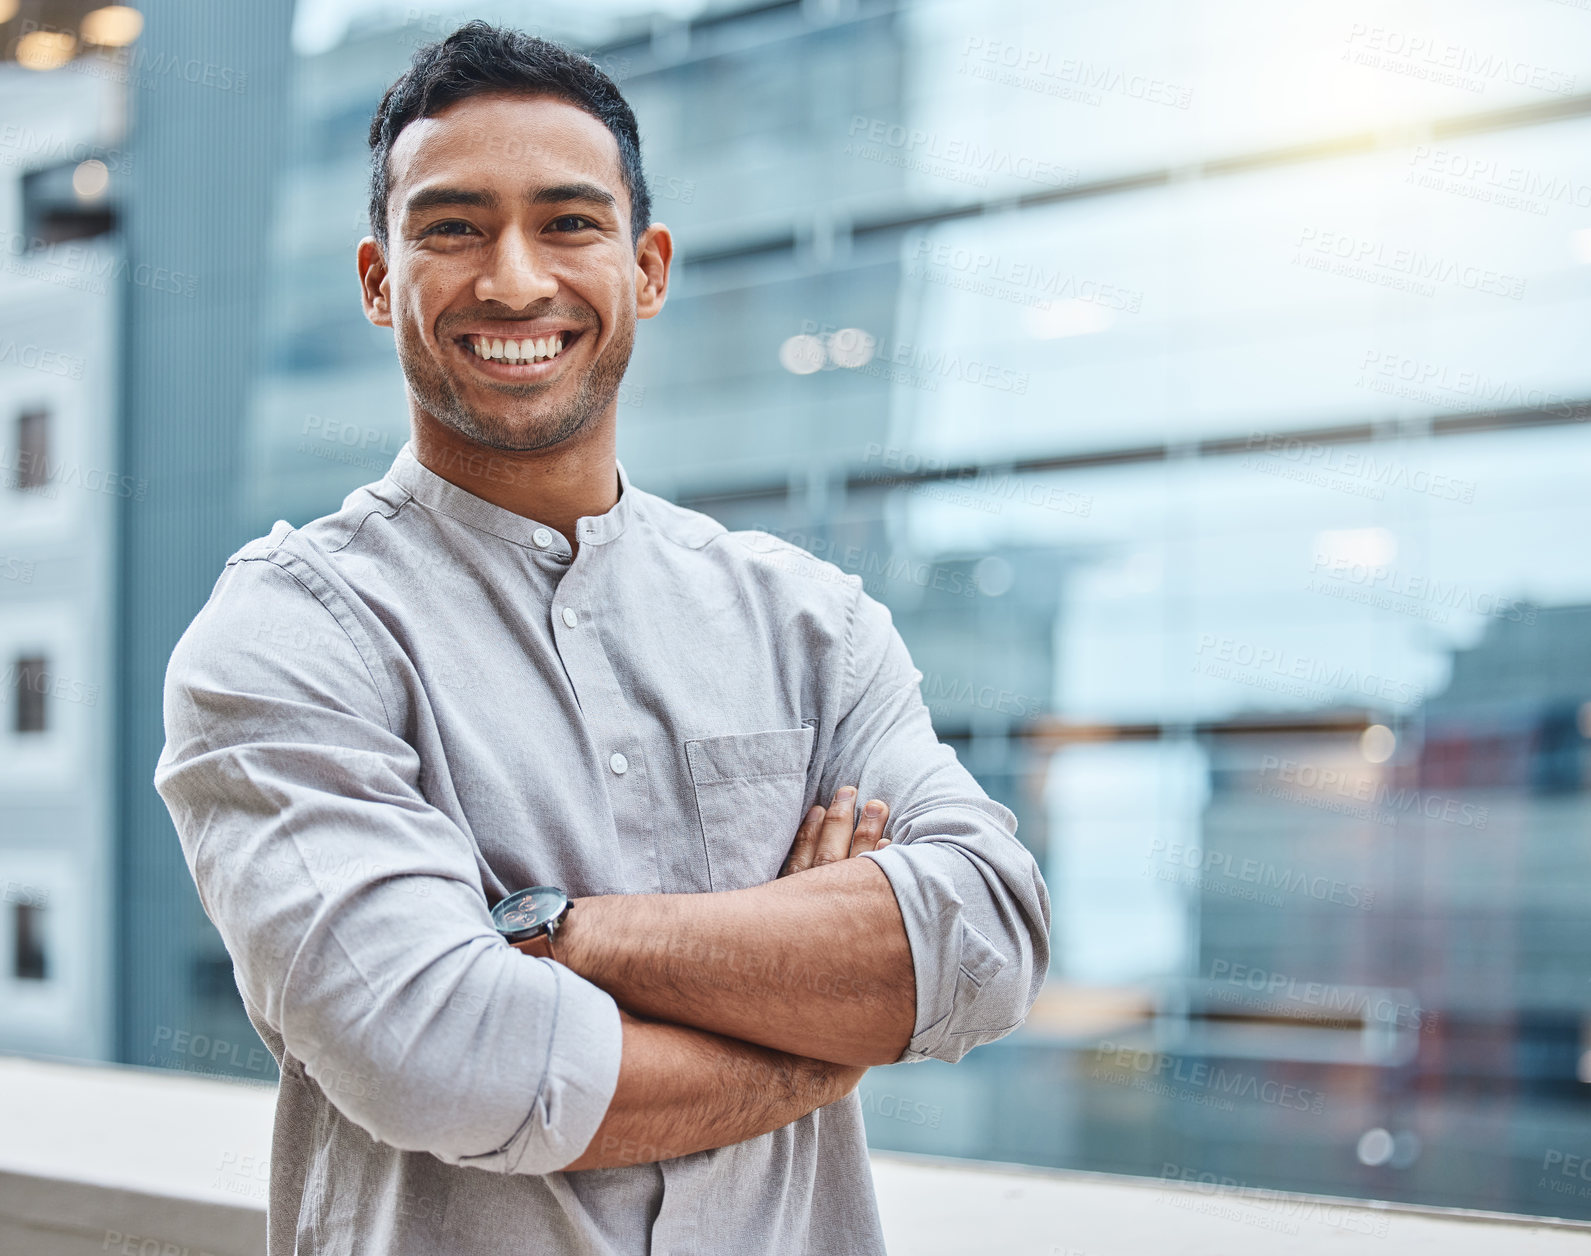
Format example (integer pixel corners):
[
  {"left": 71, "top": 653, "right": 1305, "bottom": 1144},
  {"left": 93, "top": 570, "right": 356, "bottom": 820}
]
[
  {"left": 403, "top": 181, "right": 618, "bottom": 222},
  {"left": 532, "top": 181, "right": 618, "bottom": 210}
]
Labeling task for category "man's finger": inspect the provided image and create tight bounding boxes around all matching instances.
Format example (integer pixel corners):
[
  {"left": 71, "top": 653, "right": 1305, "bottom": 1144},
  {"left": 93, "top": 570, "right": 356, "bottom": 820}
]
[
  {"left": 781, "top": 804, "right": 827, "bottom": 876},
  {"left": 810, "top": 786, "right": 858, "bottom": 867},
  {"left": 848, "top": 799, "right": 889, "bottom": 858}
]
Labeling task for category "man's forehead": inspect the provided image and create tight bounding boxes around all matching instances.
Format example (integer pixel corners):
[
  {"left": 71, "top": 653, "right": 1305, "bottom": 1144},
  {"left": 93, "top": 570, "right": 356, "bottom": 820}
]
[{"left": 390, "top": 92, "right": 624, "bottom": 203}]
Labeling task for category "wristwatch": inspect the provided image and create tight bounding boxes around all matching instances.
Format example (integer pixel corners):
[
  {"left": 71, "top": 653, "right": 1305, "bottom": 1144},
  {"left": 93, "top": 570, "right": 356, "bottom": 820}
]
[{"left": 491, "top": 886, "right": 572, "bottom": 956}]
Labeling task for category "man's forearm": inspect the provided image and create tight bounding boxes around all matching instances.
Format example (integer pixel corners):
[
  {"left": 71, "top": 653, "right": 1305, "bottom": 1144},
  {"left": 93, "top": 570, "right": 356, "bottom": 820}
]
[
  {"left": 552, "top": 858, "right": 915, "bottom": 1066},
  {"left": 561, "top": 1010, "right": 864, "bottom": 1170}
]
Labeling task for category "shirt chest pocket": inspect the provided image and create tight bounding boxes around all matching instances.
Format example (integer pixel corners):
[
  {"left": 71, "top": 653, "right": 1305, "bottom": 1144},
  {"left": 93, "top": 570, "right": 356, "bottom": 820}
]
[{"left": 684, "top": 725, "right": 816, "bottom": 892}]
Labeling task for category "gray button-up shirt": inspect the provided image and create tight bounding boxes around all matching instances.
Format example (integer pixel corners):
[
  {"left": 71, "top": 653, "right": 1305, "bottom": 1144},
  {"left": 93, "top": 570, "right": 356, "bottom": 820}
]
[{"left": 154, "top": 442, "right": 1051, "bottom": 1256}]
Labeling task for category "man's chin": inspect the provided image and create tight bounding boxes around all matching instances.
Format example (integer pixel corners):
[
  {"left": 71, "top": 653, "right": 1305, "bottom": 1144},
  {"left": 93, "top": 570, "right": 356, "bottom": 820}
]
[{"left": 437, "top": 404, "right": 589, "bottom": 456}]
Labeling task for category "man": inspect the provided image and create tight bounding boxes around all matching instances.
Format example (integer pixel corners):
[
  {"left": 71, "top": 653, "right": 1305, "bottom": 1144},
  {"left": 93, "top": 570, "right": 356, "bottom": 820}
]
[{"left": 155, "top": 20, "right": 1049, "bottom": 1256}]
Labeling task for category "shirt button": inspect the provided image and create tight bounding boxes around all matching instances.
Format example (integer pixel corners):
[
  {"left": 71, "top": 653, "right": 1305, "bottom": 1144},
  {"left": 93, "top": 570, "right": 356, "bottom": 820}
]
[
  {"left": 532, "top": 527, "right": 553, "bottom": 548},
  {"left": 562, "top": 607, "right": 578, "bottom": 628},
  {"left": 610, "top": 752, "right": 628, "bottom": 775}
]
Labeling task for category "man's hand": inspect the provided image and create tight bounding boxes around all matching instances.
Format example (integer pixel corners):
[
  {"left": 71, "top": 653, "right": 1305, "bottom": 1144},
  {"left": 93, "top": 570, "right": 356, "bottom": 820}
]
[
  {"left": 780, "top": 786, "right": 891, "bottom": 877},
  {"left": 514, "top": 783, "right": 914, "bottom": 1066}
]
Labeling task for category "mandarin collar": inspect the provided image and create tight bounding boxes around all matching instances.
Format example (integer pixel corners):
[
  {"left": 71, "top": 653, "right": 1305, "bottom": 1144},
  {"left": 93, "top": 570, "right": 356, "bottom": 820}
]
[{"left": 385, "top": 440, "right": 636, "bottom": 558}]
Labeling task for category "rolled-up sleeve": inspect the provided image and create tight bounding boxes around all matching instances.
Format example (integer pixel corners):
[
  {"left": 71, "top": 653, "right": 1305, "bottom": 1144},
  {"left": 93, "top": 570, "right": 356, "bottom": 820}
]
[
  {"left": 153, "top": 553, "right": 622, "bottom": 1174},
  {"left": 826, "top": 579, "right": 1052, "bottom": 1065}
]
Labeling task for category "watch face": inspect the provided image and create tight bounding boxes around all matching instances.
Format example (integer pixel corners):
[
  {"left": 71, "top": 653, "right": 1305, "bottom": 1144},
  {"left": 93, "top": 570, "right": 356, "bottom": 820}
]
[{"left": 492, "top": 886, "right": 567, "bottom": 938}]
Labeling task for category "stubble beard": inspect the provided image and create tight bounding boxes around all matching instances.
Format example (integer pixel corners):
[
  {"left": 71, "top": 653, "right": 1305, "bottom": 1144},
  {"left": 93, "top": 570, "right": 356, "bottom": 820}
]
[{"left": 399, "top": 314, "right": 635, "bottom": 454}]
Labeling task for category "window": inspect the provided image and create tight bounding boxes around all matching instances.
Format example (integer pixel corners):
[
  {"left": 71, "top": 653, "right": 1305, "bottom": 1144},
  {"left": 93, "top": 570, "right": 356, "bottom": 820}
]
[
  {"left": 14, "top": 655, "right": 48, "bottom": 734},
  {"left": 14, "top": 408, "right": 50, "bottom": 491},
  {"left": 20, "top": 159, "right": 119, "bottom": 248},
  {"left": 13, "top": 901, "right": 47, "bottom": 981}
]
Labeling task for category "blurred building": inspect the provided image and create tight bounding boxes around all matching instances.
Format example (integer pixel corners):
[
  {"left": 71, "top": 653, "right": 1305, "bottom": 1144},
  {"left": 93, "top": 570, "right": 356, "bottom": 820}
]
[
  {"left": 0, "top": 52, "right": 126, "bottom": 1062},
  {"left": 113, "top": 0, "right": 297, "bottom": 1078}
]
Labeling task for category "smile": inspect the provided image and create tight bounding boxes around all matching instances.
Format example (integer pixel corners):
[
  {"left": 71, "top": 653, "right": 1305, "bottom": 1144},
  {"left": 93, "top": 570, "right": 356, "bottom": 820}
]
[{"left": 454, "top": 328, "right": 586, "bottom": 377}]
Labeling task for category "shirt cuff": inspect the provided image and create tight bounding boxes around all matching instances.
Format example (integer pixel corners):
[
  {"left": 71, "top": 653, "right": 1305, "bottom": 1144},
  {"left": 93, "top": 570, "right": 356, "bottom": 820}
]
[
  {"left": 861, "top": 841, "right": 1010, "bottom": 1064},
  {"left": 460, "top": 961, "right": 623, "bottom": 1174}
]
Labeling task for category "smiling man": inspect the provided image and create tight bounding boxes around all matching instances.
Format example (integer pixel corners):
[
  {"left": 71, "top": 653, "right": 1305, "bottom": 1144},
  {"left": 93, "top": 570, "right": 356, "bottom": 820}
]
[{"left": 154, "top": 21, "right": 1049, "bottom": 1256}]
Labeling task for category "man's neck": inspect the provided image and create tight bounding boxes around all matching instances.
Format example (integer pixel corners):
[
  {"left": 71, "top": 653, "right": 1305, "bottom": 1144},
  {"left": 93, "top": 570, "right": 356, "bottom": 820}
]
[{"left": 411, "top": 418, "right": 620, "bottom": 554}]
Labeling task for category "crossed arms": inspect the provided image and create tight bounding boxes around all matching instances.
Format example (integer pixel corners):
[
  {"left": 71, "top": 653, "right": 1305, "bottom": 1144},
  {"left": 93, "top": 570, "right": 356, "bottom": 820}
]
[
  {"left": 154, "top": 554, "right": 1051, "bottom": 1176},
  {"left": 551, "top": 793, "right": 913, "bottom": 1169}
]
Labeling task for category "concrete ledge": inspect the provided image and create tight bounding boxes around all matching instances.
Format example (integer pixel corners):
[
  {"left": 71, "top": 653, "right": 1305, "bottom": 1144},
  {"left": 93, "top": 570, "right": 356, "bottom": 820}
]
[
  {"left": 3, "top": 1055, "right": 1589, "bottom": 1255},
  {"left": 870, "top": 1152, "right": 1591, "bottom": 1255},
  {"left": 0, "top": 1170, "right": 264, "bottom": 1256}
]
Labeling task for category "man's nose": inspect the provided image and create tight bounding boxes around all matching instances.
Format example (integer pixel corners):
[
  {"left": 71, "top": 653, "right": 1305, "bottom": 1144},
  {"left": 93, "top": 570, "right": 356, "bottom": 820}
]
[{"left": 475, "top": 226, "right": 558, "bottom": 307}]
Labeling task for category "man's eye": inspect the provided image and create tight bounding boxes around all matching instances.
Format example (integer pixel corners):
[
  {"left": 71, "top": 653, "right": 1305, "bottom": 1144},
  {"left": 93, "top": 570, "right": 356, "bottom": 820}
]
[
  {"left": 425, "top": 220, "right": 475, "bottom": 236},
  {"left": 550, "top": 215, "right": 596, "bottom": 232}
]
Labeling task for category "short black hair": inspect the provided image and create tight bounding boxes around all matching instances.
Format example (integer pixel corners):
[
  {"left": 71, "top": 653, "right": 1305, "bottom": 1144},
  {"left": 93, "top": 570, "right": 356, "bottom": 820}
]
[{"left": 367, "top": 20, "right": 652, "bottom": 252}]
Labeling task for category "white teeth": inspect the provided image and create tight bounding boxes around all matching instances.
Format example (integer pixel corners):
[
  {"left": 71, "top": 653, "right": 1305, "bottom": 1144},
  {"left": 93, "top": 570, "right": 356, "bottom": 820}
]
[{"left": 469, "top": 332, "right": 567, "bottom": 363}]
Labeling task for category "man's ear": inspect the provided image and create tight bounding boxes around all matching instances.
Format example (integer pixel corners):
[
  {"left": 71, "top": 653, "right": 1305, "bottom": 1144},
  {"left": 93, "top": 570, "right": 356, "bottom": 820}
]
[
  {"left": 358, "top": 237, "right": 392, "bottom": 328},
  {"left": 634, "top": 222, "right": 673, "bottom": 321}
]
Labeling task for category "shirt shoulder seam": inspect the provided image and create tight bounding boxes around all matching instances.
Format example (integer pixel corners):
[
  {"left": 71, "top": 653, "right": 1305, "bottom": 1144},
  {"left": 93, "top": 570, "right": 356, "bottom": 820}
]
[
  {"left": 234, "top": 552, "right": 398, "bottom": 736},
  {"left": 844, "top": 575, "right": 864, "bottom": 713},
  {"left": 636, "top": 494, "right": 725, "bottom": 552},
  {"left": 324, "top": 489, "right": 410, "bottom": 556}
]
